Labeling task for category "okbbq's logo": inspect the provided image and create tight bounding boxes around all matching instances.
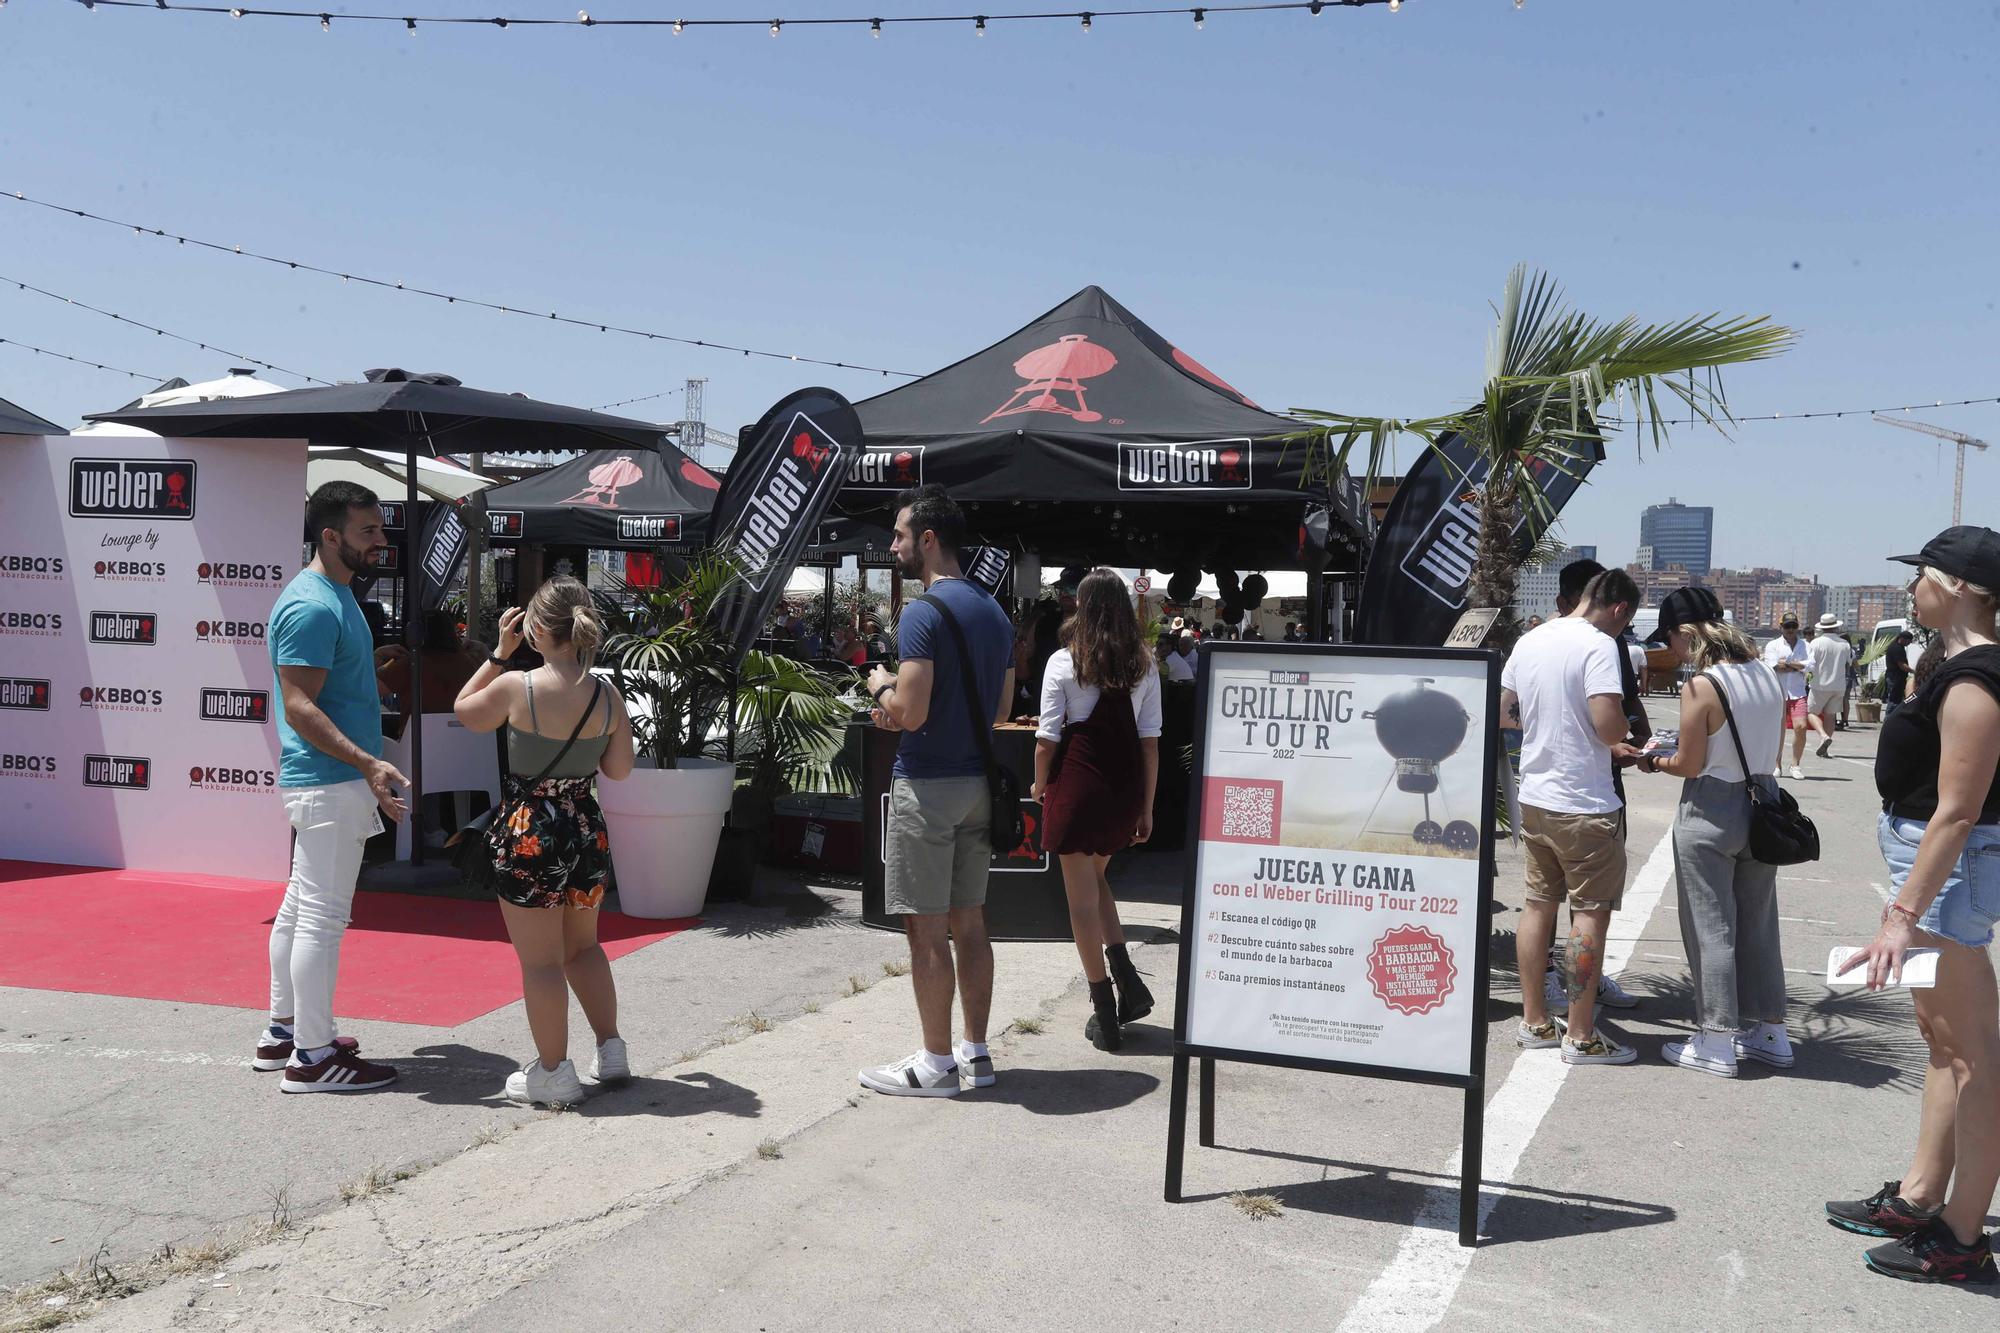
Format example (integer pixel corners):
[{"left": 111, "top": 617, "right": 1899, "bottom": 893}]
[
  {"left": 83, "top": 754, "right": 150, "bottom": 789},
  {"left": 69, "top": 458, "right": 196, "bottom": 521},
  {"left": 200, "top": 687, "right": 271, "bottom": 724},
  {"left": 0, "top": 610, "right": 63, "bottom": 637},
  {"left": 188, "top": 763, "right": 275, "bottom": 793},
  {"left": 1, "top": 677, "right": 52, "bottom": 711},
  {"left": 3, "top": 753, "right": 57, "bottom": 781},
  {"left": 90, "top": 611, "right": 157, "bottom": 645},
  {"left": 78, "top": 684, "right": 164, "bottom": 713},
  {"left": 195, "top": 619, "right": 267, "bottom": 646},
  {"left": 847, "top": 446, "right": 925, "bottom": 493},
  {"left": 198, "top": 560, "right": 287, "bottom": 589},
  {"left": 617, "top": 514, "right": 681, "bottom": 543},
  {"left": 94, "top": 559, "right": 168, "bottom": 583},
  {"left": 1117, "top": 439, "right": 1253, "bottom": 492},
  {"left": 0, "top": 554, "right": 65, "bottom": 581}
]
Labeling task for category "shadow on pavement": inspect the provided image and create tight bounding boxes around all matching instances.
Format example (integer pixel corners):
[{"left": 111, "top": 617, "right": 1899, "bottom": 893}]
[
  {"left": 580, "top": 1070, "right": 763, "bottom": 1119},
  {"left": 397, "top": 1043, "right": 526, "bottom": 1106},
  {"left": 963, "top": 1067, "right": 1158, "bottom": 1115}
]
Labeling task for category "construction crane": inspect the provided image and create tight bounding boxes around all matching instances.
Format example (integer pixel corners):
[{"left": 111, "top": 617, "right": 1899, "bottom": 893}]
[{"left": 1874, "top": 413, "right": 1991, "bottom": 526}]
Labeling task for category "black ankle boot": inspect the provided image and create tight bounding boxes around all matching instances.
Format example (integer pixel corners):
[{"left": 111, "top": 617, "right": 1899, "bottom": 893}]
[
  {"left": 1085, "top": 978, "right": 1123, "bottom": 1052},
  {"left": 1105, "top": 944, "right": 1154, "bottom": 1024}
]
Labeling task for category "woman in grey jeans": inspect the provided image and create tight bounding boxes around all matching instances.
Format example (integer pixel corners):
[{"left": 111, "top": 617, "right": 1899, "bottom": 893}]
[{"left": 1635, "top": 586, "right": 1792, "bottom": 1077}]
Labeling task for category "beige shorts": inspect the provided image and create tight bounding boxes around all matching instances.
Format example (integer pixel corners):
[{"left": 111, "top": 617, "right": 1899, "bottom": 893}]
[
  {"left": 1520, "top": 804, "right": 1626, "bottom": 912},
  {"left": 1808, "top": 688, "right": 1843, "bottom": 718},
  {"left": 884, "top": 776, "right": 991, "bottom": 916}
]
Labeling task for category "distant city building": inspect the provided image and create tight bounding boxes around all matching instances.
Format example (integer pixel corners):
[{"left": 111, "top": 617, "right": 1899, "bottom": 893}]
[
  {"left": 1758, "top": 577, "right": 1826, "bottom": 630},
  {"left": 1825, "top": 584, "right": 1908, "bottom": 634},
  {"left": 1704, "top": 566, "right": 1792, "bottom": 629},
  {"left": 1517, "top": 544, "right": 1598, "bottom": 622},
  {"left": 1638, "top": 498, "right": 1714, "bottom": 576}
]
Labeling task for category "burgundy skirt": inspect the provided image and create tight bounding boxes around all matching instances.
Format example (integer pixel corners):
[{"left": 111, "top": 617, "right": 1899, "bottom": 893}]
[{"left": 1042, "top": 685, "right": 1145, "bottom": 856}]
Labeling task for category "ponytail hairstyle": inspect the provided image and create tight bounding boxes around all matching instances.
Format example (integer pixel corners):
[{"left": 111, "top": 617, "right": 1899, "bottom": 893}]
[
  {"left": 1061, "top": 567, "right": 1147, "bottom": 690},
  {"left": 1681, "top": 619, "right": 1760, "bottom": 672},
  {"left": 526, "top": 575, "right": 603, "bottom": 666}
]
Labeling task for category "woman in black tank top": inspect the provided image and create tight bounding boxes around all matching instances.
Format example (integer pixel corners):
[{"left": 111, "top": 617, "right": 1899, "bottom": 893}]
[{"left": 1831, "top": 529, "right": 2000, "bottom": 1282}]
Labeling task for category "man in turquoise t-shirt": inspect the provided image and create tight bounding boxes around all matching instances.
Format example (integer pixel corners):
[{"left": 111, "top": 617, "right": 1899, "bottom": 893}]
[{"left": 259, "top": 481, "right": 407, "bottom": 1095}]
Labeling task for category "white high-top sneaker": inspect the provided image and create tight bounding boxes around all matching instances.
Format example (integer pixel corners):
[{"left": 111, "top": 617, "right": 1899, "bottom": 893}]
[{"left": 1662, "top": 1030, "right": 1738, "bottom": 1078}]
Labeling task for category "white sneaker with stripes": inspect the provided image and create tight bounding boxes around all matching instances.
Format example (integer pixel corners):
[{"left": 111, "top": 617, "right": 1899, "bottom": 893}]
[{"left": 858, "top": 1051, "right": 961, "bottom": 1097}]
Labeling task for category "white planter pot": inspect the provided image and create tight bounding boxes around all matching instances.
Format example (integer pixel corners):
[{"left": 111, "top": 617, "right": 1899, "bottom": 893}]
[{"left": 597, "top": 757, "right": 734, "bottom": 919}]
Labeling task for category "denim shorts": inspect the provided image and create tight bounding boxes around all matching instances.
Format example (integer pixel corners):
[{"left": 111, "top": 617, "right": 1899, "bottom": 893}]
[{"left": 1877, "top": 813, "right": 2000, "bottom": 949}]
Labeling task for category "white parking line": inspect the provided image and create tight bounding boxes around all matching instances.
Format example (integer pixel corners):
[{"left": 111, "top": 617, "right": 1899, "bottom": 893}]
[
  {"left": 0, "top": 1041, "right": 251, "bottom": 1067},
  {"left": 1334, "top": 826, "right": 1679, "bottom": 1333}
]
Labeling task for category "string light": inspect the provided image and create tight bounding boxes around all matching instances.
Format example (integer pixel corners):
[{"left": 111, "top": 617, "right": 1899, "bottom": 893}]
[
  {"left": 974, "top": 14, "right": 985, "bottom": 32},
  {"left": 0, "top": 335, "right": 163, "bottom": 383},
  {"left": 1611, "top": 394, "right": 2000, "bottom": 427},
  {"left": 404, "top": 16, "right": 414, "bottom": 33},
  {"left": 770, "top": 18, "right": 781, "bottom": 35},
  {"left": 672, "top": 17, "right": 683, "bottom": 33},
  {"left": 592, "top": 386, "right": 685, "bottom": 412},
  {"left": 319, "top": 11, "right": 328, "bottom": 28},
  {"left": 1080, "top": 11, "right": 1091, "bottom": 30},
  {"left": 1193, "top": 7, "right": 1204, "bottom": 26},
  {"left": 0, "top": 271, "right": 331, "bottom": 383},
  {"left": 1387, "top": 0, "right": 1398, "bottom": 10},
  {"left": 5, "top": 190, "right": 923, "bottom": 379},
  {"left": 871, "top": 16, "right": 881, "bottom": 35}
]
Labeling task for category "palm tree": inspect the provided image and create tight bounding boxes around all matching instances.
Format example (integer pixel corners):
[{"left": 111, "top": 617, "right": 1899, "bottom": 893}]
[{"left": 1297, "top": 265, "right": 1797, "bottom": 648}]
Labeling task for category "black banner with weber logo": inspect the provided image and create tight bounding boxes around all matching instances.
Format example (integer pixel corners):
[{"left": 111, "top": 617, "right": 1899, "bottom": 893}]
[{"left": 705, "top": 388, "right": 865, "bottom": 668}]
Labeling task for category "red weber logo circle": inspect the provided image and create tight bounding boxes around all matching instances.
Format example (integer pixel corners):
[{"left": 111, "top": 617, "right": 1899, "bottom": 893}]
[
  {"left": 0, "top": 555, "right": 65, "bottom": 580},
  {"left": 200, "top": 687, "right": 270, "bottom": 723},
  {"left": 83, "top": 754, "right": 150, "bottom": 789},
  {"left": 69, "top": 458, "right": 197, "bottom": 521},
  {"left": 0, "top": 677, "right": 52, "bottom": 710},
  {"left": 89, "top": 611, "right": 157, "bottom": 645}
]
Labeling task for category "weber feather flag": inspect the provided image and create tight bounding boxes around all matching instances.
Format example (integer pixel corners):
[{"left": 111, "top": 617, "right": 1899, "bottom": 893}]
[{"left": 706, "top": 387, "right": 865, "bottom": 665}]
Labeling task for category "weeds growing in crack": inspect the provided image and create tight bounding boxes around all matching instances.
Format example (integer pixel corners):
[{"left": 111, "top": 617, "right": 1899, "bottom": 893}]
[
  {"left": 266, "top": 1185, "right": 292, "bottom": 1232},
  {"left": 1229, "top": 1192, "right": 1283, "bottom": 1221},
  {"left": 1012, "top": 1017, "right": 1046, "bottom": 1035},
  {"left": 881, "top": 958, "right": 910, "bottom": 978},
  {"left": 337, "top": 1166, "right": 396, "bottom": 1205},
  {"left": 2, "top": 1211, "right": 297, "bottom": 1330},
  {"left": 845, "top": 975, "right": 872, "bottom": 996},
  {"left": 756, "top": 1139, "right": 783, "bottom": 1161},
  {"left": 471, "top": 1126, "right": 505, "bottom": 1148},
  {"left": 740, "top": 1012, "right": 774, "bottom": 1034},
  {"left": 802, "top": 998, "right": 821, "bottom": 1014}
]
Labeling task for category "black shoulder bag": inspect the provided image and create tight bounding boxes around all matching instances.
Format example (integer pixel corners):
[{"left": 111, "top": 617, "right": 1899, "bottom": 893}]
[
  {"left": 449, "top": 678, "right": 604, "bottom": 891},
  {"left": 913, "top": 593, "right": 1026, "bottom": 854},
  {"left": 1704, "top": 672, "right": 1820, "bottom": 866}
]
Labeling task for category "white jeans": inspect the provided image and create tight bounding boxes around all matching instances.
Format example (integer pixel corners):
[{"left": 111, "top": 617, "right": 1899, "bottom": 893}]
[{"left": 269, "top": 780, "right": 380, "bottom": 1049}]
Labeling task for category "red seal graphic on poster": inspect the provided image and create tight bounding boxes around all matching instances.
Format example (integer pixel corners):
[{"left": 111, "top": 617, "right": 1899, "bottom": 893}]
[{"left": 1366, "top": 924, "right": 1458, "bottom": 1016}]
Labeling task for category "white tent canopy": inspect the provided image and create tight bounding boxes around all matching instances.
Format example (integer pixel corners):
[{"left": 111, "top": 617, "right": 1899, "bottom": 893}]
[
  {"left": 307, "top": 446, "right": 494, "bottom": 503},
  {"left": 72, "top": 368, "right": 288, "bottom": 434}
]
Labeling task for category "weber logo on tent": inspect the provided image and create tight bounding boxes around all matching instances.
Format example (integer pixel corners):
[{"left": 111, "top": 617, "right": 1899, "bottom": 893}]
[
  {"left": 373, "top": 546, "right": 400, "bottom": 572},
  {"left": 1399, "top": 489, "right": 1483, "bottom": 610},
  {"left": 79, "top": 684, "right": 163, "bottom": 713},
  {"left": 0, "top": 677, "right": 51, "bottom": 711},
  {"left": 69, "top": 458, "right": 196, "bottom": 520},
  {"left": 198, "top": 560, "right": 287, "bottom": 588},
  {"left": 200, "top": 687, "right": 270, "bottom": 724},
  {"left": 1117, "top": 439, "right": 1253, "bottom": 491},
  {"left": 90, "top": 611, "right": 157, "bottom": 645},
  {"left": 488, "top": 510, "right": 524, "bottom": 539},
  {"left": 84, "top": 754, "right": 151, "bottom": 789},
  {"left": 848, "top": 447, "right": 924, "bottom": 493},
  {"left": 379, "top": 502, "right": 405, "bottom": 530},
  {"left": 727, "top": 412, "right": 849, "bottom": 592},
  {"left": 0, "top": 554, "right": 65, "bottom": 581},
  {"left": 0, "top": 610, "right": 63, "bottom": 637},
  {"left": 195, "top": 619, "right": 267, "bottom": 646},
  {"left": 617, "top": 514, "right": 681, "bottom": 543}
]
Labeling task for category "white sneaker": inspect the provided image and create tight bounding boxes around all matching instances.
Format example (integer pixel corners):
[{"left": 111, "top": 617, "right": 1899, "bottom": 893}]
[
  {"left": 1515, "top": 1018, "right": 1564, "bottom": 1049},
  {"left": 1662, "top": 1033, "right": 1739, "bottom": 1078},
  {"left": 955, "top": 1042, "right": 996, "bottom": 1088},
  {"left": 1734, "top": 1024, "right": 1796, "bottom": 1068},
  {"left": 858, "top": 1050, "right": 960, "bottom": 1097},
  {"left": 589, "top": 1037, "right": 630, "bottom": 1084},
  {"left": 1789, "top": 765, "right": 1805, "bottom": 781},
  {"left": 1561, "top": 1030, "right": 1638, "bottom": 1065},
  {"left": 505, "top": 1059, "right": 587, "bottom": 1108}
]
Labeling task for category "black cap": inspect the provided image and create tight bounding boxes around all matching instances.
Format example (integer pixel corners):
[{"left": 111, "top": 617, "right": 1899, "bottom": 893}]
[
  {"left": 1646, "top": 585, "right": 1726, "bottom": 645},
  {"left": 1780, "top": 612, "right": 1800, "bottom": 629},
  {"left": 1889, "top": 525, "right": 2000, "bottom": 590}
]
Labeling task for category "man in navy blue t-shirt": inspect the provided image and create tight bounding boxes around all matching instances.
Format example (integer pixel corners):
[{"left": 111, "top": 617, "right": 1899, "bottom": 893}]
[{"left": 860, "top": 485, "right": 1014, "bottom": 1098}]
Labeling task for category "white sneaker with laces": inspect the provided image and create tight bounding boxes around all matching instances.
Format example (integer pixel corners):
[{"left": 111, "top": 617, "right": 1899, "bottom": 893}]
[
  {"left": 1789, "top": 765, "right": 1805, "bottom": 781},
  {"left": 590, "top": 1037, "right": 630, "bottom": 1084},
  {"left": 1515, "top": 1018, "right": 1564, "bottom": 1049},
  {"left": 1662, "top": 1031, "right": 1739, "bottom": 1077},
  {"left": 1562, "top": 1030, "right": 1638, "bottom": 1066},
  {"left": 506, "top": 1059, "right": 588, "bottom": 1108},
  {"left": 1734, "top": 1024, "right": 1796, "bottom": 1068},
  {"left": 858, "top": 1051, "right": 961, "bottom": 1097},
  {"left": 955, "top": 1042, "right": 996, "bottom": 1088}
]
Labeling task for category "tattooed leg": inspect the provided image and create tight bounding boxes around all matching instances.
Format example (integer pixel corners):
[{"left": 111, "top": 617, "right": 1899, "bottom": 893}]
[{"left": 1565, "top": 908, "right": 1611, "bottom": 1039}]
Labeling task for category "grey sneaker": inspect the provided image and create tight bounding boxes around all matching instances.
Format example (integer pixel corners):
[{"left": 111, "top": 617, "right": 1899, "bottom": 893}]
[
  {"left": 955, "top": 1042, "right": 996, "bottom": 1088},
  {"left": 1734, "top": 1025, "right": 1796, "bottom": 1068},
  {"left": 1516, "top": 1018, "right": 1564, "bottom": 1049},
  {"left": 589, "top": 1037, "right": 630, "bottom": 1084},
  {"left": 858, "top": 1051, "right": 960, "bottom": 1098},
  {"left": 1562, "top": 1031, "right": 1638, "bottom": 1066},
  {"left": 1546, "top": 969, "right": 1639, "bottom": 1013},
  {"left": 506, "top": 1059, "right": 587, "bottom": 1108}
]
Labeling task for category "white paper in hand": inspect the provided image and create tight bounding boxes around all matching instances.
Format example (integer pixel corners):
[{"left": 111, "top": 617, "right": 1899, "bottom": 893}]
[{"left": 1827, "top": 946, "right": 1940, "bottom": 989}]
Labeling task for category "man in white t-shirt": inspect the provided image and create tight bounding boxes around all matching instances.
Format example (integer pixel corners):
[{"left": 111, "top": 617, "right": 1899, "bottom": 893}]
[
  {"left": 1500, "top": 568, "right": 1644, "bottom": 1067},
  {"left": 1804, "top": 614, "right": 1854, "bottom": 760},
  {"left": 1163, "top": 631, "right": 1197, "bottom": 682},
  {"left": 1763, "top": 614, "right": 1811, "bottom": 779}
]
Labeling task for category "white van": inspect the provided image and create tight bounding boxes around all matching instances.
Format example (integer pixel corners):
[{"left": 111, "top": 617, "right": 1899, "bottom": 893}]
[{"left": 1864, "top": 617, "right": 1915, "bottom": 687}]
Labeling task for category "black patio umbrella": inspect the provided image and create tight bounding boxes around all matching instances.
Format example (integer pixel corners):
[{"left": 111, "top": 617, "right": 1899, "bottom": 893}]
[
  {"left": 87, "top": 369, "right": 669, "bottom": 871},
  {"left": 0, "top": 394, "right": 64, "bottom": 435}
]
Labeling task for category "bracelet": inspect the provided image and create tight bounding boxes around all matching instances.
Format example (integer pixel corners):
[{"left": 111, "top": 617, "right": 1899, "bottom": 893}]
[
  {"left": 871, "top": 682, "right": 896, "bottom": 702},
  {"left": 1885, "top": 902, "right": 1921, "bottom": 925},
  {"left": 486, "top": 653, "right": 509, "bottom": 669}
]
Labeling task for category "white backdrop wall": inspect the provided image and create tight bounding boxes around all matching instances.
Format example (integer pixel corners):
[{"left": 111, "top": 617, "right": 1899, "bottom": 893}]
[{"left": 1, "top": 435, "right": 305, "bottom": 879}]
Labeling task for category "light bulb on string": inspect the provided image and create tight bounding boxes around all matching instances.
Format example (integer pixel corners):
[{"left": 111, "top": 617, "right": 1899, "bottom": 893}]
[
  {"left": 871, "top": 17, "right": 881, "bottom": 37},
  {"left": 673, "top": 18, "right": 684, "bottom": 33},
  {"left": 975, "top": 14, "right": 985, "bottom": 34},
  {"left": 1193, "top": 8, "right": 1204, "bottom": 28},
  {"left": 578, "top": 10, "right": 592, "bottom": 26},
  {"left": 405, "top": 17, "right": 416, "bottom": 34},
  {"left": 320, "top": 12, "right": 330, "bottom": 29},
  {"left": 1310, "top": 1, "right": 1323, "bottom": 13},
  {"left": 1081, "top": 12, "right": 1091, "bottom": 32},
  {"left": 770, "top": 19, "right": 781, "bottom": 36},
  {"left": 1388, "top": 0, "right": 1400, "bottom": 10}
]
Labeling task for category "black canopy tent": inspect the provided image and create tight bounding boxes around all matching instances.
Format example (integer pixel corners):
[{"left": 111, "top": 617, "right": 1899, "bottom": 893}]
[
  {"left": 844, "top": 286, "right": 1370, "bottom": 582},
  {"left": 476, "top": 443, "right": 722, "bottom": 549},
  {"left": 0, "top": 395, "right": 64, "bottom": 435}
]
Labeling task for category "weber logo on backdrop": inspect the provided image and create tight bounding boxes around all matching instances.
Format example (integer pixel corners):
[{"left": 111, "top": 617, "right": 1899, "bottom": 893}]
[
  {"left": 90, "top": 611, "right": 158, "bottom": 645},
  {"left": 728, "top": 413, "right": 848, "bottom": 592},
  {"left": 847, "top": 446, "right": 924, "bottom": 493},
  {"left": 79, "top": 684, "right": 164, "bottom": 714},
  {"left": 616, "top": 514, "right": 681, "bottom": 543},
  {"left": 83, "top": 754, "right": 151, "bottom": 789},
  {"left": 488, "top": 509, "right": 524, "bottom": 539},
  {"left": 188, "top": 764, "right": 276, "bottom": 793},
  {"left": 1400, "top": 487, "right": 1485, "bottom": 611},
  {"left": 69, "top": 458, "right": 197, "bottom": 521},
  {"left": 1, "top": 610, "right": 63, "bottom": 637},
  {"left": 195, "top": 619, "right": 267, "bottom": 646},
  {"left": 1117, "top": 439, "right": 1253, "bottom": 492},
  {"left": 2, "top": 753, "right": 58, "bottom": 781},
  {"left": 198, "top": 560, "right": 288, "bottom": 589},
  {"left": 200, "top": 687, "right": 271, "bottom": 724},
  {"left": 379, "top": 501, "right": 405, "bottom": 530},
  {"left": 0, "top": 554, "right": 65, "bottom": 581},
  {"left": 1, "top": 677, "right": 52, "bottom": 711},
  {"left": 94, "top": 558, "right": 168, "bottom": 583}
]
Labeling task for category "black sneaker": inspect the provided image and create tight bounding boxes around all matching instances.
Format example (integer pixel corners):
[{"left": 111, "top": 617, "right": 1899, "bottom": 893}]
[
  {"left": 1863, "top": 1220, "right": 1997, "bottom": 1285},
  {"left": 1827, "top": 1181, "right": 1940, "bottom": 1238},
  {"left": 281, "top": 1046, "right": 398, "bottom": 1094}
]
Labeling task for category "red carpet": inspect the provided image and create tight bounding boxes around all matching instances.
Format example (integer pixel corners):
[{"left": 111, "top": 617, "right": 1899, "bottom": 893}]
[{"left": 0, "top": 861, "right": 695, "bottom": 1028}]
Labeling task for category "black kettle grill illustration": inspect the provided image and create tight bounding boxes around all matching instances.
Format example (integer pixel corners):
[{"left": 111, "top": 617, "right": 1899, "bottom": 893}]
[{"left": 1361, "top": 678, "right": 1479, "bottom": 852}]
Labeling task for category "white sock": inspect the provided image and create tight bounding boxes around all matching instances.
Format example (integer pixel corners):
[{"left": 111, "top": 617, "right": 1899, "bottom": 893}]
[
  {"left": 919, "top": 1048, "right": 956, "bottom": 1074},
  {"left": 299, "top": 1043, "right": 336, "bottom": 1064},
  {"left": 267, "top": 1020, "right": 294, "bottom": 1038},
  {"left": 957, "top": 1040, "right": 988, "bottom": 1058}
]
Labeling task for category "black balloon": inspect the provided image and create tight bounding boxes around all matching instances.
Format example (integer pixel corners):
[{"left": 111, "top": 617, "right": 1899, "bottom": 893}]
[{"left": 1242, "top": 573, "right": 1269, "bottom": 603}]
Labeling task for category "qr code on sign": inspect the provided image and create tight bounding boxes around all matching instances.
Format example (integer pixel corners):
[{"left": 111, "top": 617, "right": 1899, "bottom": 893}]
[{"left": 1221, "top": 783, "right": 1277, "bottom": 840}]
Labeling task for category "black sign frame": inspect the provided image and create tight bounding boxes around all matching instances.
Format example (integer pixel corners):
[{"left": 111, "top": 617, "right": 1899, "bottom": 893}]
[{"left": 1163, "top": 640, "right": 1501, "bottom": 1249}]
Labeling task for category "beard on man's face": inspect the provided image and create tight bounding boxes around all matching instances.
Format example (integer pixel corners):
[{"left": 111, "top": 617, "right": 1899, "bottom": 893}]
[
  {"left": 895, "top": 548, "right": 924, "bottom": 579},
  {"left": 336, "top": 537, "right": 381, "bottom": 575}
]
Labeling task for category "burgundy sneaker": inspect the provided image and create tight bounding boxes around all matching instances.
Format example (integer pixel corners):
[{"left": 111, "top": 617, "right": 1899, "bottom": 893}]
[
  {"left": 1864, "top": 1221, "right": 1997, "bottom": 1285},
  {"left": 254, "top": 1031, "right": 358, "bottom": 1072},
  {"left": 281, "top": 1046, "right": 397, "bottom": 1093},
  {"left": 1826, "top": 1181, "right": 1939, "bottom": 1238}
]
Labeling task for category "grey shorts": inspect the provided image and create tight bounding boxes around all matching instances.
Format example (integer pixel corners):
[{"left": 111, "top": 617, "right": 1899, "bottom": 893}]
[{"left": 884, "top": 776, "right": 992, "bottom": 916}]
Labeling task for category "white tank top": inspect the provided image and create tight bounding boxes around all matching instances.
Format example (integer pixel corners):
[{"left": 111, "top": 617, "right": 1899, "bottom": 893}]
[{"left": 1698, "top": 659, "right": 1786, "bottom": 783}]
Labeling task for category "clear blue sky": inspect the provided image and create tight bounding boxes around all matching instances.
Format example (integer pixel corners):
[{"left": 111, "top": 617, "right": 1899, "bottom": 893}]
[{"left": 4, "top": 0, "right": 1995, "bottom": 585}]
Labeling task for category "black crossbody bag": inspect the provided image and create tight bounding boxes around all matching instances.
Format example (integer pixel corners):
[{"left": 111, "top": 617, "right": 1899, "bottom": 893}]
[
  {"left": 1704, "top": 671, "right": 1820, "bottom": 866},
  {"left": 449, "top": 679, "right": 603, "bottom": 890},
  {"left": 913, "top": 593, "right": 1025, "bottom": 853}
]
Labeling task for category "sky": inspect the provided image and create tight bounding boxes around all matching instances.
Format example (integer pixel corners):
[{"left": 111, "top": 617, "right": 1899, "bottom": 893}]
[{"left": 3, "top": 0, "right": 1996, "bottom": 586}]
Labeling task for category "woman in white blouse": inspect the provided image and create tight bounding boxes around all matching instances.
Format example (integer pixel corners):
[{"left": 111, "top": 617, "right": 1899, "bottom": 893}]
[{"left": 1030, "top": 569, "right": 1163, "bottom": 1051}]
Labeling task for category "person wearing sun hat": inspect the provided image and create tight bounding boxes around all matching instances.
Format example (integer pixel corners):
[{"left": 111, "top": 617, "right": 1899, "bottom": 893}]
[
  {"left": 1830, "top": 526, "right": 2000, "bottom": 1285},
  {"left": 1806, "top": 612, "right": 1854, "bottom": 759}
]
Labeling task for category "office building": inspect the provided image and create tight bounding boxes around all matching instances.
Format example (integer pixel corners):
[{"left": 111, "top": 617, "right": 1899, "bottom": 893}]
[
  {"left": 1638, "top": 499, "right": 1714, "bottom": 577},
  {"left": 1825, "top": 584, "right": 1908, "bottom": 634},
  {"left": 1516, "top": 544, "right": 1597, "bottom": 622}
]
